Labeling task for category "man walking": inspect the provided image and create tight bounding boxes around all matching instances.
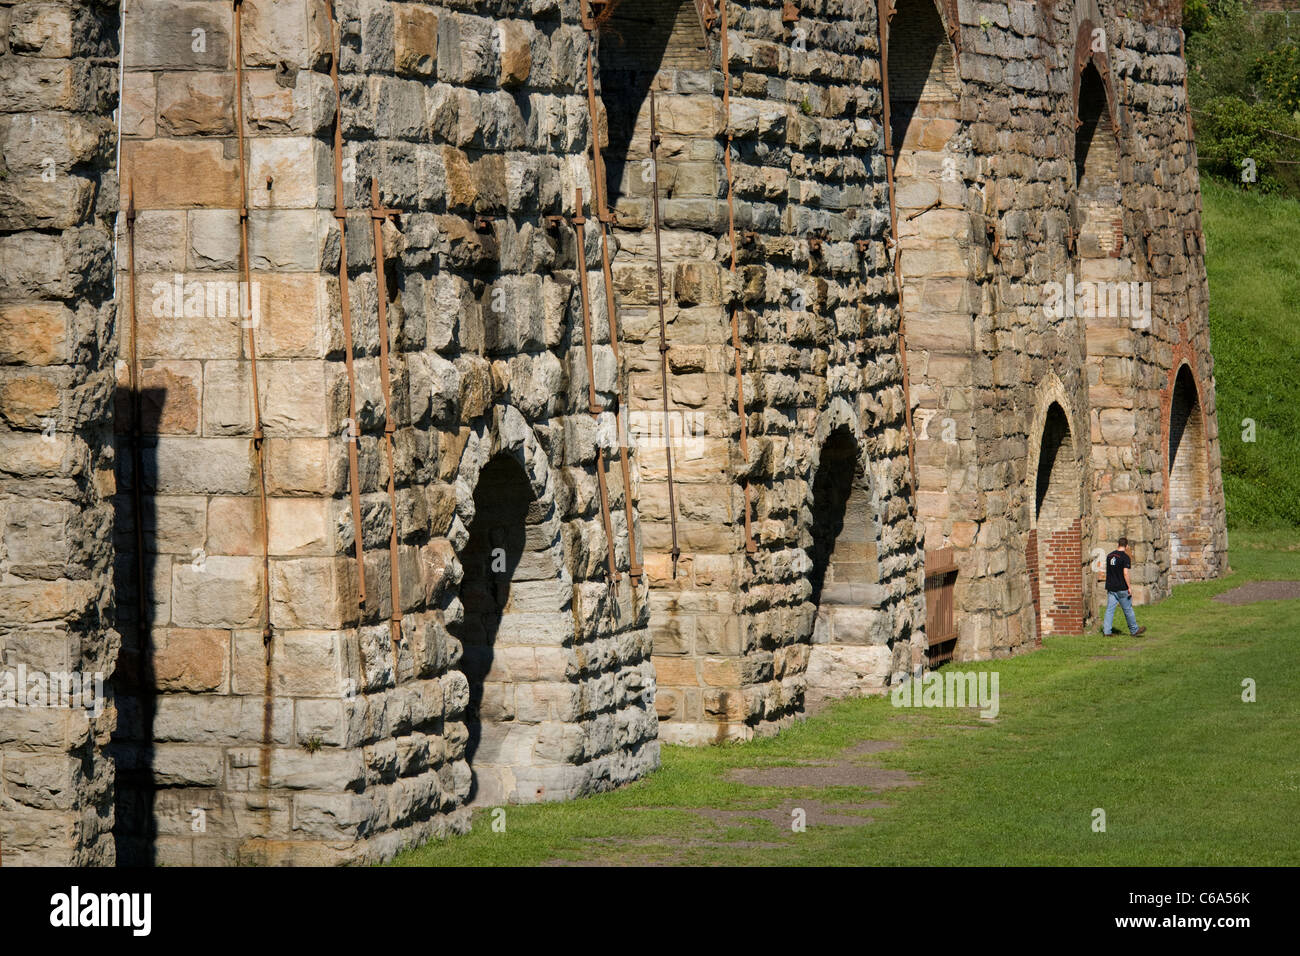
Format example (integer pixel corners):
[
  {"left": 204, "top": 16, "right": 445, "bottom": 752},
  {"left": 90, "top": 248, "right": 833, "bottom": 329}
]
[{"left": 1103, "top": 537, "right": 1146, "bottom": 636}]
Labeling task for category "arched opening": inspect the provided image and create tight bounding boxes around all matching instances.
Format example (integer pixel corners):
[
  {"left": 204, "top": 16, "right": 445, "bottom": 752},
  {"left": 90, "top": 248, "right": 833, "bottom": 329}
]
[
  {"left": 1073, "top": 62, "right": 1122, "bottom": 259},
  {"left": 1028, "top": 403, "right": 1085, "bottom": 637},
  {"left": 888, "top": 0, "right": 960, "bottom": 162},
  {"left": 1168, "top": 365, "right": 1211, "bottom": 582},
  {"left": 452, "top": 454, "right": 571, "bottom": 805},
  {"left": 597, "top": 0, "right": 715, "bottom": 222},
  {"left": 805, "top": 429, "right": 889, "bottom": 699}
]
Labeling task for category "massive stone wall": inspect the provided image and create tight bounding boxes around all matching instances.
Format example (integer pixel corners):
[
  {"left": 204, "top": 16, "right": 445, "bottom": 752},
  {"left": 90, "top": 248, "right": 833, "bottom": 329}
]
[
  {"left": 0, "top": 0, "right": 1226, "bottom": 865},
  {"left": 0, "top": 0, "right": 120, "bottom": 865}
]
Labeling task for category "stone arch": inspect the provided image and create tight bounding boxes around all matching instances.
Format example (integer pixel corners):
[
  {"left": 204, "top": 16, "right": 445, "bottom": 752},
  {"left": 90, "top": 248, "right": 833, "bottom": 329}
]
[
  {"left": 448, "top": 404, "right": 575, "bottom": 806},
  {"left": 1073, "top": 56, "right": 1123, "bottom": 260},
  {"left": 1025, "top": 382, "right": 1087, "bottom": 638},
  {"left": 596, "top": 0, "right": 718, "bottom": 215},
  {"left": 886, "top": 0, "right": 963, "bottom": 161},
  {"left": 1166, "top": 363, "right": 1212, "bottom": 583},
  {"left": 804, "top": 401, "right": 891, "bottom": 701}
]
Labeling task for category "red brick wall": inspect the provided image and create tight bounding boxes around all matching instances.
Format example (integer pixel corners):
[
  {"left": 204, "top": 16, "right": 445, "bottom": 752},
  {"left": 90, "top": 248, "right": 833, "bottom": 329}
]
[{"left": 1042, "top": 519, "right": 1084, "bottom": 635}]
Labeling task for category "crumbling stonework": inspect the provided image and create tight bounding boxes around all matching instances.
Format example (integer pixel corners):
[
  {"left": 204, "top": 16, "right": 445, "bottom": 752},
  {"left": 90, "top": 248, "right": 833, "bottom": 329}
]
[{"left": 0, "top": 0, "right": 1226, "bottom": 865}]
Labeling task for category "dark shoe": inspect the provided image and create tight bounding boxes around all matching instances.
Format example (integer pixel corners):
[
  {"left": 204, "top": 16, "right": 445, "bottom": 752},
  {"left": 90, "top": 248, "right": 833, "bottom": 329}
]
[{"left": 1131, "top": 626, "right": 1147, "bottom": 636}]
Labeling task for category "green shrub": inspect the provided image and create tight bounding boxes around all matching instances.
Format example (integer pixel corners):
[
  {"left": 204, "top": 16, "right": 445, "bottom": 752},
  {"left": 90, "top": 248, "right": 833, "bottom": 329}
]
[{"left": 1186, "top": 4, "right": 1300, "bottom": 198}]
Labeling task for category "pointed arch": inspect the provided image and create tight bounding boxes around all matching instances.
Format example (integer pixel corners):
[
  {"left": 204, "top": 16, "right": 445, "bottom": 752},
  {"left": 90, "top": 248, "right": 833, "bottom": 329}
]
[
  {"left": 1071, "top": 22, "right": 1124, "bottom": 259},
  {"left": 448, "top": 405, "right": 576, "bottom": 806},
  {"left": 1166, "top": 363, "right": 1212, "bottom": 583},
  {"left": 1025, "top": 383, "right": 1087, "bottom": 639},
  {"left": 804, "top": 404, "right": 895, "bottom": 701}
]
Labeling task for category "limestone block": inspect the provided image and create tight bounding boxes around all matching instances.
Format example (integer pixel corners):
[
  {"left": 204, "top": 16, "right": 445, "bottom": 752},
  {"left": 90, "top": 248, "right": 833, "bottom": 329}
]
[
  {"left": 0, "top": 303, "right": 68, "bottom": 366},
  {"left": 395, "top": 5, "right": 438, "bottom": 77},
  {"left": 270, "top": 557, "right": 358, "bottom": 629},
  {"left": 125, "top": 1, "right": 231, "bottom": 69},
  {"left": 170, "top": 554, "right": 263, "bottom": 628},
  {"left": 152, "top": 628, "right": 230, "bottom": 693},
  {"left": 156, "top": 72, "right": 235, "bottom": 135},
  {"left": 249, "top": 137, "right": 328, "bottom": 209},
  {"left": 124, "top": 140, "right": 239, "bottom": 208}
]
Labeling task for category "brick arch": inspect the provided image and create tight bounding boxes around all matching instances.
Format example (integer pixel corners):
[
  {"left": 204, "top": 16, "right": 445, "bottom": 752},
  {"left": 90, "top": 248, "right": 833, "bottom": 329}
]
[
  {"left": 1164, "top": 363, "right": 1213, "bottom": 583},
  {"left": 804, "top": 400, "right": 893, "bottom": 701},
  {"left": 448, "top": 404, "right": 576, "bottom": 806},
  {"left": 1025, "top": 380, "right": 1087, "bottom": 639}
]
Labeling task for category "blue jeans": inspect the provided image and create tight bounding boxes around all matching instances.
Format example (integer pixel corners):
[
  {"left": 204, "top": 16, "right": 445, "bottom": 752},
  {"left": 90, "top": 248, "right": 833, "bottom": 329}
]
[{"left": 1103, "top": 590, "right": 1139, "bottom": 635}]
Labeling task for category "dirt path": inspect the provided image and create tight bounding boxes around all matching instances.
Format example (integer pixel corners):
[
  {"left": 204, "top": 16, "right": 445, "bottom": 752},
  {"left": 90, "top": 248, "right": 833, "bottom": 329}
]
[
  {"left": 541, "top": 738, "right": 915, "bottom": 865},
  {"left": 1212, "top": 580, "right": 1300, "bottom": 605}
]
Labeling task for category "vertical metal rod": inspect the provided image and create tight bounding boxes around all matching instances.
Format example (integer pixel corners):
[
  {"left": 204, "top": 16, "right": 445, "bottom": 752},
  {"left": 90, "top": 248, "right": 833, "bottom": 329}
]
[
  {"left": 720, "top": 2, "right": 757, "bottom": 555},
  {"left": 583, "top": 29, "right": 642, "bottom": 585},
  {"left": 649, "top": 92, "right": 681, "bottom": 574},
  {"left": 329, "top": 2, "right": 368, "bottom": 609},
  {"left": 232, "top": 0, "right": 272, "bottom": 660},
  {"left": 233, "top": 0, "right": 274, "bottom": 795},
  {"left": 368, "top": 179, "right": 405, "bottom": 663},
  {"left": 572, "top": 188, "right": 621, "bottom": 583}
]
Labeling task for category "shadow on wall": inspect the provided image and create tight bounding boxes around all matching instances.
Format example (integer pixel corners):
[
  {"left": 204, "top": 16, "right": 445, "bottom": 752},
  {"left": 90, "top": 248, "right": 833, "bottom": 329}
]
[
  {"left": 887, "top": 0, "right": 960, "bottom": 158},
  {"left": 450, "top": 454, "right": 529, "bottom": 806},
  {"left": 598, "top": 0, "right": 710, "bottom": 202},
  {"left": 109, "top": 385, "right": 162, "bottom": 866}
]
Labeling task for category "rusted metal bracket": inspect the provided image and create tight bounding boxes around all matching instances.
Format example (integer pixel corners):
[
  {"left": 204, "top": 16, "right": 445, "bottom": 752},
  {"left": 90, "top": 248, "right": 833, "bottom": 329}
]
[
  {"left": 368, "top": 178, "right": 406, "bottom": 661},
  {"left": 695, "top": 0, "right": 719, "bottom": 33},
  {"left": 580, "top": 0, "right": 621, "bottom": 31},
  {"left": 571, "top": 187, "right": 622, "bottom": 585},
  {"left": 904, "top": 198, "right": 941, "bottom": 222},
  {"left": 329, "top": 3, "right": 368, "bottom": 611}
]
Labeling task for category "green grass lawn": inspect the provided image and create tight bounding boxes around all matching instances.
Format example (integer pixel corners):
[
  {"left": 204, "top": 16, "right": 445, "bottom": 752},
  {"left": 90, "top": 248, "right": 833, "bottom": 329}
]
[
  {"left": 1202, "top": 178, "right": 1300, "bottom": 528},
  {"left": 392, "top": 532, "right": 1300, "bottom": 866}
]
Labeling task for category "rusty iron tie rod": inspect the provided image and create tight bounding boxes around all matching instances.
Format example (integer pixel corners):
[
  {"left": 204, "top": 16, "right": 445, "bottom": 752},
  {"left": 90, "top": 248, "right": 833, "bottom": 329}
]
[
  {"left": 571, "top": 188, "right": 622, "bottom": 585},
  {"left": 233, "top": 0, "right": 276, "bottom": 797},
  {"left": 582, "top": 24, "right": 642, "bottom": 587},
  {"left": 232, "top": 0, "right": 273, "bottom": 663},
  {"left": 648, "top": 91, "right": 682, "bottom": 575},
  {"left": 125, "top": 183, "right": 148, "bottom": 680},
  {"left": 720, "top": 4, "right": 757, "bottom": 556},
  {"left": 368, "top": 178, "right": 405, "bottom": 665},
  {"left": 329, "top": 2, "right": 368, "bottom": 611},
  {"left": 876, "top": 4, "right": 920, "bottom": 499}
]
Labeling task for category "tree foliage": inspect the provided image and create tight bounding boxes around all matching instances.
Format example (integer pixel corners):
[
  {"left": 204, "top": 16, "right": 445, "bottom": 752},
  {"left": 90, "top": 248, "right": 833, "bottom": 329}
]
[{"left": 1185, "top": 1, "right": 1300, "bottom": 196}]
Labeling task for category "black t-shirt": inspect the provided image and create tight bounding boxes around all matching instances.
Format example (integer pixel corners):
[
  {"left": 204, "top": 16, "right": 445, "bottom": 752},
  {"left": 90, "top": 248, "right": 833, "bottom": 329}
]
[{"left": 1105, "top": 550, "right": 1131, "bottom": 592}]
